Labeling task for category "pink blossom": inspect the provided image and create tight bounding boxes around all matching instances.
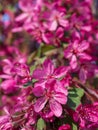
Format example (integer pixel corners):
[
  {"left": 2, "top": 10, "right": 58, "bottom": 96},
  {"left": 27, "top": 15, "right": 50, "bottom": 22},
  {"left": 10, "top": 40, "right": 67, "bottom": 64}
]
[
  {"left": 0, "top": 87, "right": 37, "bottom": 129},
  {"left": 64, "top": 40, "right": 91, "bottom": 69},
  {"left": 49, "top": 10, "right": 69, "bottom": 31},
  {"left": 12, "top": 62, "right": 31, "bottom": 84},
  {"left": 14, "top": 0, "right": 43, "bottom": 33},
  {"left": 42, "top": 27, "right": 65, "bottom": 46},
  {"left": 33, "top": 80, "right": 68, "bottom": 117},
  {"left": 58, "top": 124, "right": 71, "bottom": 130},
  {"left": 15, "top": 0, "right": 34, "bottom": 23},
  {"left": 0, "top": 79, "right": 19, "bottom": 94},
  {"left": 0, "top": 115, "right": 12, "bottom": 130},
  {"left": 73, "top": 103, "right": 98, "bottom": 129},
  {"left": 33, "top": 59, "right": 69, "bottom": 86},
  {"left": 40, "top": 110, "right": 54, "bottom": 122},
  {"left": 78, "top": 61, "right": 98, "bottom": 83},
  {"left": 0, "top": 59, "right": 31, "bottom": 84}
]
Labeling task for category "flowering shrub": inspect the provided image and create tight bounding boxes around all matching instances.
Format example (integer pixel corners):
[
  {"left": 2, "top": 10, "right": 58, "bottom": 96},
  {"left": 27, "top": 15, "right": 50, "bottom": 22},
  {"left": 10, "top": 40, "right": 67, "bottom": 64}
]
[{"left": 0, "top": 0, "right": 98, "bottom": 130}]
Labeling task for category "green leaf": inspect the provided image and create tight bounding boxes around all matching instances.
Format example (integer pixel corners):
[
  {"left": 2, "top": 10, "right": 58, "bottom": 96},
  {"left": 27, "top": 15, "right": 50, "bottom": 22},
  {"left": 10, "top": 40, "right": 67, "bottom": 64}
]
[
  {"left": 28, "top": 51, "right": 37, "bottom": 64},
  {"left": 72, "top": 123, "right": 77, "bottom": 130},
  {"left": 30, "top": 65, "right": 36, "bottom": 74},
  {"left": 37, "top": 46, "right": 42, "bottom": 57},
  {"left": 0, "top": 4, "right": 3, "bottom": 11},
  {"left": 42, "top": 45, "right": 55, "bottom": 53},
  {"left": 67, "top": 88, "right": 84, "bottom": 110},
  {"left": 0, "top": 78, "right": 2, "bottom": 83},
  {"left": 37, "top": 118, "right": 46, "bottom": 130}
]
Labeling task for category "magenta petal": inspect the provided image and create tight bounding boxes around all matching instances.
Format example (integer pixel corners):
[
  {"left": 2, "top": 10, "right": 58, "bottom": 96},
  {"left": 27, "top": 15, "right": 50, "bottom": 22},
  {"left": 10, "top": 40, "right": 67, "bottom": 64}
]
[
  {"left": 73, "top": 112, "right": 79, "bottom": 122},
  {"left": 19, "top": 0, "right": 33, "bottom": 12},
  {"left": 2, "top": 59, "right": 12, "bottom": 66},
  {"left": 42, "top": 33, "right": 49, "bottom": 43},
  {"left": 0, "top": 74, "right": 12, "bottom": 79},
  {"left": 78, "top": 41, "right": 89, "bottom": 52},
  {"left": 34, "top": 97, "right": 47, "bottom": 113},
  {"left": 54, "top": 81, "right": 68, "bottom": 95},
  {"left": 64, "top": 46, "right": 72, "bottom": 59},
  {"left": 54, "top": 66, "right": 69, "bottom": 78},
  {"left": 33, "top": 86, "right": 44, "bottom": 97},
  {"left": 78, "top": 52, "right": 92, "bottom": 60},
  {"left": 12, "top": 27, "right": 23, "bottom": 32},
  {"left": 80, "top": 118, "right": 85, "bottom": 128},
  {"left": 56, "top": 27, "right": 64, "bottom": 38},
  {"left": 49, "top": 99, "right": 62, "bottom": 117},
  {"left": 32, "top": 69, "right": 46, "bottom": 80},
  {"left": 70, "top": 55, "right": 77, "bottom": 69},
  {"left": 0, "top": 116, "right": 9, "bottom": 125},
  {"left": 43, "top": 59, "right": 54, "bottom": 75},
  {"left": 54, "top": 92, "right": 67, "bottom": 104},
  {"left": 79, "top": 68, "right": 87, "bottom": 83},
  {"left": 81, "top": 25, "right": 91, "bottom": 32},
  {"left": 49, "top": 20, "right": 58, "bottom": 31},
  {"left": 25, "top": 17, "right": 32, "bottom": 23},
  {"left": 23, "top": 23, "right": 34, "bottom": 30},
  {"left": 73, "top": 40, "right": 79, "bottom": 49},
  {"left": 58, "top": 124, "right": 71, "bottom": 130},
  {"left": 0, "top": 116, "right": 12, "bottom": 129},
  {"left": 0, "top": 79, "right": 18, "bottom": 94},
  {"left": 34, "top": 81, "right": 46, "bottom": 89},
  {"left": 59, "top": 19, "right": 69, "bottom": 27},
  {"left": 15, "top": 13, "right": 28, "bottom": 21}
]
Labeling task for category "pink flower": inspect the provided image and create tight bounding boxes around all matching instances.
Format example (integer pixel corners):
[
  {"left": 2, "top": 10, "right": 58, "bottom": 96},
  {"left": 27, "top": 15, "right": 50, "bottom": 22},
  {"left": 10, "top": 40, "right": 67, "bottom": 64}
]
[
  {"left": 33, "top": 59, "right": 69, "bottom": 87},
  {"left": 73, "top": 103, "right": 98, "bottom": 129},
  {"left": 15, "top": 0, "right": 34, "bottom": 23},
  {"left": 49, "top": 10, "right": 69, "bottom": 31},
  {"left": 0, "top": 107, "right": 13, "bottom": 130},
  {"left": 0, "top": 86, "right": 36, "bottom": 129},
  {"left": 14, "top": 0, "right": 43, "bottom": 33},
  {"left": 40, "top": 110, "right": 54, "bottom": 122},
  {"left": 0, "top": 59, "right": 31, "bottom": 84},
  {"left": 12, "top": 62, "right": 31, "bottom": 84},
  {"left": 33, "top": 80, "right": 68, "bottom": 117},
  {"left": 42, "top": 27, "right": 65, "bottom": 46},
  {"left": 0, "top": 115, "right": 12, "bottom": 130},
  {"left": 78, "top": 61, "right": 98, "bottom": 83},
  {"left": 0, "top": 79, "right": 19, "bottom": 94},
  {"left": 64, "top": 40, "right": 91, "bottom": 69},
  {"left": 58, "top": 124, "right": 71, "bottom": 130}
]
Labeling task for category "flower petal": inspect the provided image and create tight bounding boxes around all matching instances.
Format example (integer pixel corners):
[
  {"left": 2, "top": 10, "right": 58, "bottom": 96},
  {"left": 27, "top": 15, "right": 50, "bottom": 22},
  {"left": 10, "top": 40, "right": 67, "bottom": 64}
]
[
  {"left": 54, "top": 92, "right": 67, "bottom": 104},
  {"left": 33, "top": 86, "right": 44, "bottom": 97},
  {"left": 49, "top": 20, "right": 58, "bottom": 31},
  {"left": 49, "top": 99, "right": 62, "bottom": 117},
  {"left": 54, "top": 81, "right": 68, "bottom": 95},
  {"left": 32, "top": 69, "right": 46, "bottom": 80},
  {"left": 81, "top": 25, "right": 91, "bottom": 32},
  {"left": 15, "top": 13, "right": 28, "bottom": 21},
  {"left": 59, "top": 19, "right": 69, "bottom": 28},
  {"left": 34, "top": 97, "right": 47, "bottom": 112},
  {"left": 78, "top": 41, "right": 89, "bottom": 52},
  {"left": 64, "top": 45, "right": 72, "bottom": 59},
  {"left": 79, "top": 68, "right": 87, "bottom": 83},
  {"left": 54, "top": 66, "right": 69, "bottom": 78},
  {"left": 73, "top": 40, "right": 79, "bottom": 50},
  {"left": 42, "top": 33, "right": 49, "bottom": 43},
  {"left": 78, "top": 52, "right": 92, "bottom": 60},
  {"left": 43, "top": 59, "right": 54, "bottom": 76},
  {"left": 70, "top": 55, "right": 77, "bottom": 69}
]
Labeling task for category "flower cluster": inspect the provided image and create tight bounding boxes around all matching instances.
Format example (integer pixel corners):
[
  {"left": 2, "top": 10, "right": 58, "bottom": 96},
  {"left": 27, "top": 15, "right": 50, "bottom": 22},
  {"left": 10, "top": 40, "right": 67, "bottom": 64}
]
[
  {"left": 0, "top": 0, "right": 98, "bottom": 130},
  {"left": 73, "top": 103, "right": 98, "bottom": 129}
]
